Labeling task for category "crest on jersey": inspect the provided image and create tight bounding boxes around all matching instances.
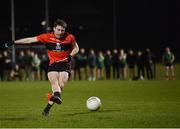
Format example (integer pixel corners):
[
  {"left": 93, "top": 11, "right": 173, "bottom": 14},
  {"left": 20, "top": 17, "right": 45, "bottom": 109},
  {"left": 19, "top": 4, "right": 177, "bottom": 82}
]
[{"left": 55, "top": 43, "right": 61, "bottom": 51}]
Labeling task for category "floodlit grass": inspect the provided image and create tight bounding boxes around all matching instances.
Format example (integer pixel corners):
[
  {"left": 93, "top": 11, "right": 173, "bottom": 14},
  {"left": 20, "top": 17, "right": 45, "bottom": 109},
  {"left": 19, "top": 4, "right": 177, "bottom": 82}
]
[{"left": 0, "top": 80, "right": 180, "bottom": 128}]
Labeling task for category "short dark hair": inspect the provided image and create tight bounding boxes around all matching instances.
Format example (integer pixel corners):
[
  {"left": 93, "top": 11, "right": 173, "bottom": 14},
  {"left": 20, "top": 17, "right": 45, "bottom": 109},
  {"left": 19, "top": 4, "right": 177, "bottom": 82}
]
[{"left": 54, "top": 19, "right": 67, "bottom": 28}]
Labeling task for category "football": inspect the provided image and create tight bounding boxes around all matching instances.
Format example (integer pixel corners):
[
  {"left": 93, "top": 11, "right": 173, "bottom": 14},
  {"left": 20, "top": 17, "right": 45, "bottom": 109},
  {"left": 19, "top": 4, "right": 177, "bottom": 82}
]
[{"left": 86, "top": 96, "right": 101, "bottom": 111}]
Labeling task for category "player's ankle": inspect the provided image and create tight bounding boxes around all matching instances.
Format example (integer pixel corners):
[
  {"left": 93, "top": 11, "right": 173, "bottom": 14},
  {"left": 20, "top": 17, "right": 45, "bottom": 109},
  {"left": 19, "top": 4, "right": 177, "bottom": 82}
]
[{"left": 54, "top": 92, "right": 61, "bottom": 98}]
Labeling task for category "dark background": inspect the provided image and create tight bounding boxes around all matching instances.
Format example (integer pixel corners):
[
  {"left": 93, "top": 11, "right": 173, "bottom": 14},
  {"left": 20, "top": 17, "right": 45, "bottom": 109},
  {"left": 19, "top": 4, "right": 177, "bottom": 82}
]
[{"left": 0, "top": 0, "right": 179, "bottom": 61}]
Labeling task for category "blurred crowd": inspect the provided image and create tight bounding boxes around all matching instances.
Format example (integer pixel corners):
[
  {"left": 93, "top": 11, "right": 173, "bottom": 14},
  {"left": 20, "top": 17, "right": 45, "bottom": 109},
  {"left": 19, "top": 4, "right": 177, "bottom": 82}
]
[
  {"left": 0, "top": 47, "right": 175, "bottom": 81},
  {"left": 71, "top": 48, "right": 156, "bottom": 81},
  {"left": 0, "top": 49, "right": 48, "bottom": 81}
]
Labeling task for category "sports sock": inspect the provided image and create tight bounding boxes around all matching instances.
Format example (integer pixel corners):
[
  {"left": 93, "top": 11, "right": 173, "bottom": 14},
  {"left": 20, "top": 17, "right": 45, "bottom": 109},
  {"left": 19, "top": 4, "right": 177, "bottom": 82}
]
[
  {"left": 45, "top": 102, "right": 53, "bottom": 111},
  {"left": 48, "top": 100, "right": 54, "bottom": 105},
  {"left": 54, "top": 92, "right": 61, "bottom": 98}
]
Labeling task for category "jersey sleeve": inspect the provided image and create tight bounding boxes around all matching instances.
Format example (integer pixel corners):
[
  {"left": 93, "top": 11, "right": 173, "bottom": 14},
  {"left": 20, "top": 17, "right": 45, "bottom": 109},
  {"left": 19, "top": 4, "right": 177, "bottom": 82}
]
[
  {"left": 36, "top": 33, "right": 48, "bottom": 43},
  {"left": 69, "top": 34, "right": 76, "bottom": 45}
]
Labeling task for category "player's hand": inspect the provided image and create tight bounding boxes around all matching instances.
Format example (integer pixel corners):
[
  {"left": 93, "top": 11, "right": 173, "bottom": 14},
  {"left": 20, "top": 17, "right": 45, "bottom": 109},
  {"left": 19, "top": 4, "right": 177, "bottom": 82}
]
[
  {"left": 67, "top": 55, "right": 73, "bottom": 62},
  {"left": 0, "top": 41, "right": 15, "bottom": 49}
]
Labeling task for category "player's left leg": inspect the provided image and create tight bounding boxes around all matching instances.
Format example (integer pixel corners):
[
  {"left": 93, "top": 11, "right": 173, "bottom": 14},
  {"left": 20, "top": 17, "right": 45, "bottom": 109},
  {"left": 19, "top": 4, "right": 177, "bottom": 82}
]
[
  {"left": 58, "top": 71, "right": 69, "bottom": 91},
  {"left": 170, "top": 65, "right": 175, "bottom": 80}
]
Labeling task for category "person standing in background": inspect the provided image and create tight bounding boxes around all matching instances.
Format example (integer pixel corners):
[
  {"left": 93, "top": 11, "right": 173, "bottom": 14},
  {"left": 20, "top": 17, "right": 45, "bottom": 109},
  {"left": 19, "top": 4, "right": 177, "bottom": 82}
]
[
  {"left": 88, "top": 49, "right": 96, "bottom": 81},
  {"left": 97, "top": 51, "right": 104, "bottom": 80},
  {"left": 104, "top": 50, "right": 112, "bottom": 80},
  {"left": 162, "top": 47, "right": 175, "bottom": 80}
]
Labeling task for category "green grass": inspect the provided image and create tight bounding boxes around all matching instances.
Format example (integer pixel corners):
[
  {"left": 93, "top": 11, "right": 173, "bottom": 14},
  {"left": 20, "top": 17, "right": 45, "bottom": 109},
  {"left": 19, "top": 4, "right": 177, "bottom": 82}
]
[{"left": 0, "top": 80, "right": 180, "bottom": 128}]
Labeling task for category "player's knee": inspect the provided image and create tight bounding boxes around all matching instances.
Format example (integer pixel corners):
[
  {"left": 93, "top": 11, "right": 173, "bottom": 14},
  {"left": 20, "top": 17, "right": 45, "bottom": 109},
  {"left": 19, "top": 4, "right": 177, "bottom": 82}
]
[
  {"left": 63, "top": 76, "right": 68, "bottom": 83},
  {"left": 60, "top": 77, "right": 68, "bottom": 88},
  {"left": 60, "top": 77, "right": 68, "bottom": 86},
  {"left": 50, "top": 79, "right": 58, "bottom": 86},
  {"left": 60, "top": 72, "right": 68, "bottom": 82},
  {"left": 60, "top": 83, "right": 65, "bottom": 89}
]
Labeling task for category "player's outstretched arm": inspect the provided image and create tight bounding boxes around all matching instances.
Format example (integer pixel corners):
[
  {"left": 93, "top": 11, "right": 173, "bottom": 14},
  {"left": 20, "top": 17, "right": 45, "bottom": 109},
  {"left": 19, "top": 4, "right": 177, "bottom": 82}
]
[{"left": 15, "top": 37, "right": 38, "bottom": 44}]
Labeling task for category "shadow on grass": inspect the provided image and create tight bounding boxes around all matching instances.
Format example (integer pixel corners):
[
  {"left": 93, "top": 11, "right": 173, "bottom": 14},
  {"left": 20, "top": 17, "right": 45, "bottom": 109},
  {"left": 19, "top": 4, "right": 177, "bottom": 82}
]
[
  {"left": 64, "top": 109, "right": 121, "bottom": 116},
  {"left": 0, "top": 116, "right": 36, "bottom": 121}
]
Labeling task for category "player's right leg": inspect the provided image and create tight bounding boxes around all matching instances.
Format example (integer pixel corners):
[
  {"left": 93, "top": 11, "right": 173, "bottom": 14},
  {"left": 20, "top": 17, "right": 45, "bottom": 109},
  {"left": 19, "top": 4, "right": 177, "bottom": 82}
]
[
  {"left": 170, "top": 65, "right": 175, "bottom": 80},
  {"left": 48, "top": 71, "right": 62, "bottom": 104},
  {"left": 42, "top": 72, "right": 61, "bottom": 116}
]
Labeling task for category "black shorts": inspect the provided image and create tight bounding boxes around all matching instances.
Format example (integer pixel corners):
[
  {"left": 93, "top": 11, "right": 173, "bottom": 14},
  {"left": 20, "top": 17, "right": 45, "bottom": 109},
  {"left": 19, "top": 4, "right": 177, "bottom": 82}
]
[
  {"left": 165, "top": 63, "right": 173, "bottom": 67},
  {"left": 48, "top": 61, "right": 71, "bottom": 77}
]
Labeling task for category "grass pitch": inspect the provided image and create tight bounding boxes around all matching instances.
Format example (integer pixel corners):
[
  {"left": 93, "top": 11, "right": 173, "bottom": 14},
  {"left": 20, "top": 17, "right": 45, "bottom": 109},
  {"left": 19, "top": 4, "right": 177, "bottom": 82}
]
[{"left": 0, "top": 80, "right": 180, "bottom": 128}]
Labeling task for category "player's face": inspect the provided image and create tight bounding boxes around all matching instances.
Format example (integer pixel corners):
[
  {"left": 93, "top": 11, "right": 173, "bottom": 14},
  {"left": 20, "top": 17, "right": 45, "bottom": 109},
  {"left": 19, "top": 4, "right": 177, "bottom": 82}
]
[
  {"left": 53, "top": 25, "right": 65, "bottom": 38},
  {"left": 165, "top": 47, "right": 170, "bottom": 52}
]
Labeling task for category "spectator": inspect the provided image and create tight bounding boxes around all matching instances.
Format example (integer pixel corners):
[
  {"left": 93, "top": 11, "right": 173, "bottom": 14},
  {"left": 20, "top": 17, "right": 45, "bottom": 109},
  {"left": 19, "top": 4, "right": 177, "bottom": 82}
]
[
  {"left": 136, "top": 50, "right": 145, "bottom": 80},
  {"left": 97, "top": 51, "right": 104, "bottom": 80},
  {"left": 162, "top": 47, "right": 175, "bottom": 80},
  {"left": 76, "top": 48, "right": 88, "bottom": 80},
  {"left": 40, "top": 53, "right": 49, "bottom": 80},
  {"left": 0, "top": 52, "right": 5, "bottom": 81},
  {"left": 31, "top": 52, "right": 41, "bottom": 80},
  {"left": 24, "top": 49, "right": 33, "bottom": 81},
  {"left": 10, "top": 64, "right": 21, "bottom": 81},
  {"left": 3, "top": 51, "right": 12, "bottom": 81},
  {"left": 111, "top": 49, "right": 119, "bottom": 79},
  {"left": 126, "top": 49, "right": 136, "bottom": 80},
  {"left": 17, "top": 50, "right": 26, "bottom": 80},
  {"left": 144, "top": 48, "right": 155, "bottom": 80},
  {"left": 119, "top": 49, "right": 127, "bottom": 80},
  {"left": 88, "top": 49, "right": 96, "bottom": 81},
  {"left": 104, "top": 50, "right": 112, "bottom": 80}
]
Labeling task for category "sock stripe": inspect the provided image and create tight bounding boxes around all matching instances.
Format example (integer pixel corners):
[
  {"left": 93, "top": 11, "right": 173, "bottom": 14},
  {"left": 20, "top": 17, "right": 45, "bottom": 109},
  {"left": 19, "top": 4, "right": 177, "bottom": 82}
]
[{"left": 48, "top": 101, "right": 54, "bottom": 105}]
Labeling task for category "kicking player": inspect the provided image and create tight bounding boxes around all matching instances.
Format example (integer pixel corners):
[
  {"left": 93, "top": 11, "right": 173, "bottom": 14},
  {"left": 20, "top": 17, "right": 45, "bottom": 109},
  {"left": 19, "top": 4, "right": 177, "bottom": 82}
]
[{"left": 1, "top": 19, "right": 79, "bottom": 116}]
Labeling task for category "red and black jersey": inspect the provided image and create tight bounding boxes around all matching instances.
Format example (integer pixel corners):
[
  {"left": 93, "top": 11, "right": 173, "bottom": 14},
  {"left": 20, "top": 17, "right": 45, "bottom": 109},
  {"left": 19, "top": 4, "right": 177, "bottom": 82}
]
[{"left": 36, "top": 32, "right": 76, "bottom": 65}]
